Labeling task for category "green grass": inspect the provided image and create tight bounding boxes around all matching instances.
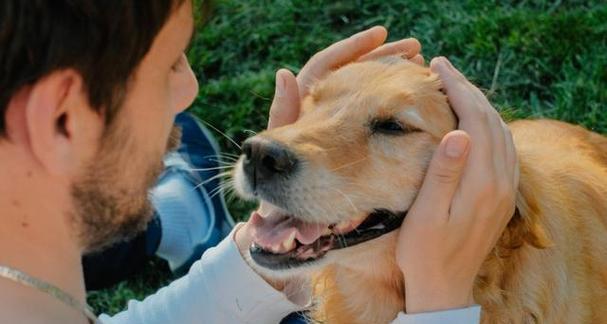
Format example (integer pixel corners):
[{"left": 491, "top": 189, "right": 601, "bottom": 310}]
[{"left": 88, "top": 0, "right": 607, "bottom": 315}]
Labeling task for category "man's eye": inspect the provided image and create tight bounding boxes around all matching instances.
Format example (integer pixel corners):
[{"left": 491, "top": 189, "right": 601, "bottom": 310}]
[{"left": 371, "top": 119, "right": 410, "bottom": 135}]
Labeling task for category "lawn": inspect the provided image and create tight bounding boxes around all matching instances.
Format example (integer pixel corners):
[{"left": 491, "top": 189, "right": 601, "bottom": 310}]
[{"left": 88, "top": 0, "right": 607, "bottom": 315}]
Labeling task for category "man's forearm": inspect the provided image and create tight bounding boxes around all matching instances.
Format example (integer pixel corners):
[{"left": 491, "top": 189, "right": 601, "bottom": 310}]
[{"left": 100, "top": 227, "right": 307, "bottom": 324}]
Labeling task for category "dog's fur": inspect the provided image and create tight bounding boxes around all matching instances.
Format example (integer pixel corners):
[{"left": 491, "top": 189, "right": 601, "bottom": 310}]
[{"left": 236, "top": 58, "right": 607, "bottom": 323}]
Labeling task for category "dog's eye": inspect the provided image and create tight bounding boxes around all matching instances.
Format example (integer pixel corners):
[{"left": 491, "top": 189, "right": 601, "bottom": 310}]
[{"left": 371, "top": 119, "right": 407, "bottom": 135}]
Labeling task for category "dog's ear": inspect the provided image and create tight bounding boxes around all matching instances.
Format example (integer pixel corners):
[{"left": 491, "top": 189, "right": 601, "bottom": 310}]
[
  {"left": 515, "top": 187, "right": 552, "bottom": 249},
  {"left": 496, "top": 167, "right": 552, "bottom": 255}
]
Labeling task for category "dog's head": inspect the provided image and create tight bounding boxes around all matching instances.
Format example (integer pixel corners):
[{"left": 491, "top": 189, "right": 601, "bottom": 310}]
[{"left": 234, "top": 57, "right": 456, "bottom": 277}]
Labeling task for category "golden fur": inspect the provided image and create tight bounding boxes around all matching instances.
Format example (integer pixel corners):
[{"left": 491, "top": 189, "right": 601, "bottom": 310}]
[{"left": 243, "top": 59, "right": 607, "bottom": 323}]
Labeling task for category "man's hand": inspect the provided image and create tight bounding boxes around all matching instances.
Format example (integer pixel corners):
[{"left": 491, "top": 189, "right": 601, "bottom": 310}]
[
  {"left": 266, "top": 26, "right": 421, "bottom": 129},
  {"left": 396, "top": 57, "right": 519, "bottom": 313},
  {"left": 234, "top": 26, "right": 422, "bottom": 290}
]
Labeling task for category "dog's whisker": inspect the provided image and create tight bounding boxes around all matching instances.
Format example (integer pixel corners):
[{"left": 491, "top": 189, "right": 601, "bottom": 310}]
[
  {"left": 209, "top": 160, "right": 238, "bottom": 167},
  {"left": 329, "top": 156, "right": 368, "bottom": 172},
  {"left": 205, "top": 154, "right": 240, "bottom": 161},
  {"left": 210, "top": 184, "right": 231, "bottom": 199},
  {"left": 199, "top": 119, "right": 242, "bottom": 150},
  {"left": 308, "top": 146, "right": 340, "bottom": 154},
  {"left": 218, "top": 178, "right": 238, "bottom": 199},
  {"left": 218, "top": 151, "right": 241, "bottom": 157},
  {"left": 193, "top": 171, "right": 231, "bottom": 191},
  {"left": 206, "top": 152, "right": 240, "bottom": 158},
  {"left": 243, "top": 129, "right": 258, "bottom": 136},
  {"left": 210, "top": 188, "right": 230, "bottom": 199},
  {"left": 187, "top": 165, "right": 234, "bottom": 172},
  {"left": 225, "top": 188, "right": 239, "bottom": 203},
  {"left": 209, "top": 183, "right": 237, "bottom": 201},
  {"left": 209, "top": 181, "right": 230, "bottom": 196},
  {"left": 337, "top": 233, "right": 348, "bottom": 249},
  {"left": 216, "top": 184, "right": 237, "bottom": 201},
  {"left": 331, "top": 188, "right": 359, "bottom": 215}
]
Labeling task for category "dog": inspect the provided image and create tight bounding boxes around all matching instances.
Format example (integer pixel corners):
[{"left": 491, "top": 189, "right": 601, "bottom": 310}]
[{"left": 233, "top": 57, "right": 607, "bottom": 323}]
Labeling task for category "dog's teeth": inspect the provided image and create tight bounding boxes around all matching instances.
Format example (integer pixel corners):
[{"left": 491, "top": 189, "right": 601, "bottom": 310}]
[
  {"left": 274, "top": 244, "right": 284, "bottom": 253},
  {"left": 266, "top": 242, "right": 281, "bottom": 253},
  {"left": 334, "top": 220, "right": 352, "bottom": 232},
  {"left": 368, "top": 223, "right": 385, "bottom": 230},
  {"left": 282, "top": 232, "right": 296, "bottom": 251},
  {"left": 285, "top": 241, "right": 295, "bottom": 251}
]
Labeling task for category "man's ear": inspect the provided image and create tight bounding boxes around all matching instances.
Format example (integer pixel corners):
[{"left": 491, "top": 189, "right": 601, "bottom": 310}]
[{"left": 9, "top": 69, "right": 102, "bottom": 176}]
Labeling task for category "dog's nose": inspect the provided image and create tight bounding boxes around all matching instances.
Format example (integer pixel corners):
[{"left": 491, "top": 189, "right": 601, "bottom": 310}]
[{"left": 242, "top": 137, "right": 297, "bottom": 185}]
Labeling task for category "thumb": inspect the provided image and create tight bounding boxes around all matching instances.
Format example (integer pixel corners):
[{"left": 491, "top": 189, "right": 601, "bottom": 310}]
[
  {"left": 267, "top": 69, "right": 300, "bottom": 130},
  {"left": 410, "top": 130, "right": 471, "bottom": 220}
]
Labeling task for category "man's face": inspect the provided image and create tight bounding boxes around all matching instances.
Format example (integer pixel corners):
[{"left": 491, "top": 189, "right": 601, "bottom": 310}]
[{"left": 72, "top": 1, "right": 198, "bottom": 252}]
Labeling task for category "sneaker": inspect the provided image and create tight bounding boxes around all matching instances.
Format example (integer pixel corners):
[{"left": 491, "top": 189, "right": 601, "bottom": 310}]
[{"left": 153, "top": 112, "right": 235, "bottom": 275}]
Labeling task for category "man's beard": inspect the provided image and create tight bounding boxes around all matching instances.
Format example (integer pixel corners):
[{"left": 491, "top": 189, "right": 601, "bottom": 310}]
[{"left": 72, "top": 120, "right": 182, "bottom": 253}]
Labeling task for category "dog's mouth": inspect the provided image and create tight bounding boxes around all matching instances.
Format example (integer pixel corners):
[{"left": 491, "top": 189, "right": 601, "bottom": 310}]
[{"left": 249, "top": 208, "right": 407, "bottom": 270}]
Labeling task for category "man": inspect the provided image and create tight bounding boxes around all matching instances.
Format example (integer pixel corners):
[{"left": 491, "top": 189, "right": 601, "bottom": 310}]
[{"left": 0, "top": 1, "right": 517, "bottom": 323}]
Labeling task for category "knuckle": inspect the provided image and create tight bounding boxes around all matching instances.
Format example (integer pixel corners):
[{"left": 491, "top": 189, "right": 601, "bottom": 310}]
[
  {"left": 306, "top": 52, "right": 324, "bottom": 70},
  {"left": 349, "top": 33, "right": 365, "bottom": 49},
  {"left": 431, "top": 164, "right": 461, "bottom": 184},
  {"left": 310, "top": 51, "right": 322, "bottom": 63},
  {"left": 479, "top": 178, "right": 498, "bottom": 196},
  {"left": 409, "top": 38, "right": 422, "bottom": 53},
  {"left": 503, "top": 184, "right": 517, "bottom": 203},
  {"left": 495, "top": 198, "right": 517, "bottom": 222},
  {"left": 493, "top": 182, "right": 516, "bottom": 207},
  {"left": 497, "top": 183, "right": 514, "bottom": 201},
  {"left": 432, "top": 171, "right": 456, "bottom": 184},
  {"left": 471, "top": 180, "right": 517, "bottom": 220}
]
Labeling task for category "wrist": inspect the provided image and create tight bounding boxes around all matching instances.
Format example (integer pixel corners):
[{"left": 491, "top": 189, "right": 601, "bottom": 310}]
[
  {"left": 233, "top": 222, "right": 286, "bottom": 291},
  {"left": 404, "top": 274, "right": 475, "bottom": 313}
]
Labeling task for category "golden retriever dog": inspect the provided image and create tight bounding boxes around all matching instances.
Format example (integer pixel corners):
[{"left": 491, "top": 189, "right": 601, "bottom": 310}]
[{"left": 233, "top": 57, "right": 607, "bottom": 323}]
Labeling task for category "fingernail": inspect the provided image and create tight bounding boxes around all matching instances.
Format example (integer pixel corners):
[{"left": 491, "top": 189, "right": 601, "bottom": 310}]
[
  {"left": 431, "top": 57, "right": 447, "bottom": 73},
  {"left": 444, "top": 134, "right": 469, "bottom": 158},
  {"left": 443, "top": 57, "right": 456, "bottom": 71},
  {"left": 438, "top": 57, "right": 450, "bottom": 69},
  {"left": 275, "top": 70, "right": 285, "bottom": 97}
]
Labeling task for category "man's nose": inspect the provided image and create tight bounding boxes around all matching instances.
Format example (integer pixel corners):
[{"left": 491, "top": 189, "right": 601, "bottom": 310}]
[
  {"left": 173, "top": 55, "right": 199, "bottom": 113},
  {"left": 242, "top": 137, "right": 298, "bottom": 186}
]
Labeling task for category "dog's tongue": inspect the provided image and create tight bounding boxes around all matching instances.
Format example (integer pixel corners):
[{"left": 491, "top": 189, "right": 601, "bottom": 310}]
[{"left": 250, "top": 211, "right": 327, "bottom": 247}]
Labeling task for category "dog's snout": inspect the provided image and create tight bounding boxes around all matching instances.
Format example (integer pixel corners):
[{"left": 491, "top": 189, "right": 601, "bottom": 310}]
[{"left": 242, "top": 137, "right": 298, "bottom": 186}]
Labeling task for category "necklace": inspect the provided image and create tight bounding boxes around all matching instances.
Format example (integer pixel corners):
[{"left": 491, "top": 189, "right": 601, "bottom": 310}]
[{"left": 0, "top": 265, "right": 99, "bottom": 324}]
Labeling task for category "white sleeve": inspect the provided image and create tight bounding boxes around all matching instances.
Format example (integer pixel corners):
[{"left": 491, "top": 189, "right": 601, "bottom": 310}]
[
  {"left": 391, "top": 306, "right": 481, "bottom": 324},
  {"left": 99, "top": 227, "right": 308, "bottom": 324}
]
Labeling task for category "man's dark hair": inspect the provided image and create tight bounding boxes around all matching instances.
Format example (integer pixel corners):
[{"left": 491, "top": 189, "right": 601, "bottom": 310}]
[{"left": 0, "top": 0, "right": 185, "bottom": 136}]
